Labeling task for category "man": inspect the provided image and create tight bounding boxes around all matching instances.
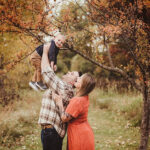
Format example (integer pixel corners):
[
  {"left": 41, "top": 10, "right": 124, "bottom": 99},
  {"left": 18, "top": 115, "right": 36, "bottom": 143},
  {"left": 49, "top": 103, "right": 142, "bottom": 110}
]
[{"left": 38, "top": 44, "right": 81, "bottom": 150}]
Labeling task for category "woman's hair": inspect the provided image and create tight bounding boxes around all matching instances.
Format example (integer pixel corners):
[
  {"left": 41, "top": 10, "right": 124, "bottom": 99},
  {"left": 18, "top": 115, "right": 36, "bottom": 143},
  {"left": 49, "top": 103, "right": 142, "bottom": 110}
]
[{"left": 77, "top": 73, "right": 96, "bottom": 97}]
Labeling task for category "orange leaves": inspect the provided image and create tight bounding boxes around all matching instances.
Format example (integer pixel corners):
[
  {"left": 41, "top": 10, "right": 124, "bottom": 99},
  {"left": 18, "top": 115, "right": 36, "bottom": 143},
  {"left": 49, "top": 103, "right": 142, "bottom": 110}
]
[
  {"left": 48, "top": 10, "right": 53, "bottom": 15},
  {"left": 62, "top": 9, "right": 72, "bottom": 22},
  {"left": 96, "top": 53, "right": 104, "bottom": 63},
  {"left": 143, "top": 0, "right": 150, "bottom": 8},
  {"left": 93, "top": 0, "right": 108, "bottom": 8},
  {"left": 1, "top": 0, "right": 52, "bottom": 35},
  {"left": 37, "top": 15, "right": 42, "bottom": 23},
  {"left": 103, "top": 25, "right": 122, "bottom": 37},
  {"left": 6, "top": 63, "right": 15, "bottom": 71},
  {"left": 105, "top": 14, "right": 109, "bottom": 18},
  {"left": 0, "top": 69, "right": 6, "bottom": 75},
  {"left": 16, "top": 51, "right": 23, "bottom": 60}
]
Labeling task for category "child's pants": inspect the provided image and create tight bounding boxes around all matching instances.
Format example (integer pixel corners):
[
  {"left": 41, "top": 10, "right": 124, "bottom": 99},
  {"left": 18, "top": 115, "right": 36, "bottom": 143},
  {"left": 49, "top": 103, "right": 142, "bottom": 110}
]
[{"left": 30, "top": 51, "right": 42, "bottom": 82}]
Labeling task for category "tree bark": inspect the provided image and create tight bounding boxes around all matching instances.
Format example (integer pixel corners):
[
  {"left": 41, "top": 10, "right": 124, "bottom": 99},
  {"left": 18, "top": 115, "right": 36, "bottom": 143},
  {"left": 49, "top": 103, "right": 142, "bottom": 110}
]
[{"left": 139, "top": 86, "right": 150, "bottom": 150}]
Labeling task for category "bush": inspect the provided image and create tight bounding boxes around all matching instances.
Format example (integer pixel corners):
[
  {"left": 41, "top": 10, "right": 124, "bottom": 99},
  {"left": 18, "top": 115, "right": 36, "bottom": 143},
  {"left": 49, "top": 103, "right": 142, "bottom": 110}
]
[{"left": 0, "top": 74, "right": 20, "bottom": 106}]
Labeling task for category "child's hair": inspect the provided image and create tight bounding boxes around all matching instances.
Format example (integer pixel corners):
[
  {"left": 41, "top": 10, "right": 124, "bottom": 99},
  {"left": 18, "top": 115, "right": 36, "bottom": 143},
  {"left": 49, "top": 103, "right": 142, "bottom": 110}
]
[{"left": 54, "top": 33, "right": 65, "bottom": 39}]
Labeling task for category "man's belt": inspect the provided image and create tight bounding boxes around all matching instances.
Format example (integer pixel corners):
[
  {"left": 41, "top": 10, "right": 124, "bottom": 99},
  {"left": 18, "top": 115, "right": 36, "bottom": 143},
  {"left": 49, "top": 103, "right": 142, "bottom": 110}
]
[{"left": 41, "top": 124, "right": 53, "bottom": 129}]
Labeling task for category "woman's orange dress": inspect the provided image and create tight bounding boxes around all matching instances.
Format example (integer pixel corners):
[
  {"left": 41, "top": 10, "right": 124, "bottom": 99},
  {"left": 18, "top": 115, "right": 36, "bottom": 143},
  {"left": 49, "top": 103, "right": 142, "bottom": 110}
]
[{"left": 65, "top": 96, "right": 95, "bottom": 150}]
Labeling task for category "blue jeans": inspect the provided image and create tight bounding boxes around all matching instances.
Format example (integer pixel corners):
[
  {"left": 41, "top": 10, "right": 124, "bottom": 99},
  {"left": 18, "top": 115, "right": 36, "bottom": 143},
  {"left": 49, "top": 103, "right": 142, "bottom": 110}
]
[{"left": 41, "top": 128, "right": 63, "bottom": 150}]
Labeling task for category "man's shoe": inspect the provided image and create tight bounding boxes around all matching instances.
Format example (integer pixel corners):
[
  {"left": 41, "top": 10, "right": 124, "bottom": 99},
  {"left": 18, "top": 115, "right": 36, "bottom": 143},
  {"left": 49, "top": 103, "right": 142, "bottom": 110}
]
[
  {"left": 36, "top": 81, "right": 48, "bottom": 90},
  {"left": 29, "top": 81, "right": 39, "bottom": 91}
]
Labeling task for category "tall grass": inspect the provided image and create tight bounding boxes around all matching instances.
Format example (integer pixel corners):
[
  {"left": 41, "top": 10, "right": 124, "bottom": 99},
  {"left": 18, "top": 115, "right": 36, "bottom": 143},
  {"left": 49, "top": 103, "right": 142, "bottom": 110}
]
[
  {"left": 0, "top": 90, "right": 42, "bottom": 149},
  {"left": 90, "top": 88, "right": 142, "bottom": 127},
  {"left": 0, "top": 88, "right": 146, "bottom": 150}
]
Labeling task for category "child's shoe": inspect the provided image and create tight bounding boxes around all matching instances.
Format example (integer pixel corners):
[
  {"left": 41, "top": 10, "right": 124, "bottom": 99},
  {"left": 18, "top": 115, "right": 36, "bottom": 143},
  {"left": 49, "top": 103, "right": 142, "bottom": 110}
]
[
  {"left": 29, "top": 81, "right": 39, "bottom": 91},
  {"left": 36, "top": 81, "right": 48, "bottom": 90}
]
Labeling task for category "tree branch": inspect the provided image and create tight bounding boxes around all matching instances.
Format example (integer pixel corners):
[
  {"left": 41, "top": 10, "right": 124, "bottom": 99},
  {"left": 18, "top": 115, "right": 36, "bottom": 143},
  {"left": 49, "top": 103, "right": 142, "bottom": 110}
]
[{"left": 64, "top": 43, "right": 142, "bottom": 92}]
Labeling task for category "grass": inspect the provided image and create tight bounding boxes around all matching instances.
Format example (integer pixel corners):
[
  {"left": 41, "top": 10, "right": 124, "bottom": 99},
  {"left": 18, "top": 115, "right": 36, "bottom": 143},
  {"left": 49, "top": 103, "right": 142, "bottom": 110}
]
[{"left": 0, "top": 89, "right": 149, "bottom": 150}]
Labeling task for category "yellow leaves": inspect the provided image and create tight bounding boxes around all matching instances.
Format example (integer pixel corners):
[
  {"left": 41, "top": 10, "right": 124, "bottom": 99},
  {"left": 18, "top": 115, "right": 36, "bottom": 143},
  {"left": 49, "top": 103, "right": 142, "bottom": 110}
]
[
  {"left": 135, "top": 67, "right": 142, "bottom": 79},
  {"left": 103, "top": 25, "right": 122, "bottom": 37},
  {"left": 0, "top": 5, "right": 4, "bottom": 12},
  {"left": 48, "top": 10, "right": 52, "bottom": 15},
  {"left": 6, "top": 63, "right": 14, "bottom": 71},
  {"left": 0, "top": 69, "right": 7, "bottom": 75},
  {"left": 96, "top": 53, "right": 104, "bottom": 63},
  {"left": 2, "top": 49, "right": 29, "bottom": 74},
  {"left": 143, "top": 0, "right": 150, "bottom": 8}
]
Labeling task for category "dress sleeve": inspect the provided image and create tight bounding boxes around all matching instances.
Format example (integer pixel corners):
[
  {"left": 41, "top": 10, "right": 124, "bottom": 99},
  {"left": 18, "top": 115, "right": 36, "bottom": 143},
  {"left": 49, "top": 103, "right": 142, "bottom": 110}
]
[{"left": 65, "top": 98, "right": 83, "bottom": 118}]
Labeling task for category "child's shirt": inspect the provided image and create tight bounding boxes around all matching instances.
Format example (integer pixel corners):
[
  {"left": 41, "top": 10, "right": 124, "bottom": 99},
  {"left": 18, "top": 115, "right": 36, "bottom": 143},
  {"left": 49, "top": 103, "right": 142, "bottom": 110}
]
[{"left": 36, "top": 40, "right": 59, "bottom": 65}]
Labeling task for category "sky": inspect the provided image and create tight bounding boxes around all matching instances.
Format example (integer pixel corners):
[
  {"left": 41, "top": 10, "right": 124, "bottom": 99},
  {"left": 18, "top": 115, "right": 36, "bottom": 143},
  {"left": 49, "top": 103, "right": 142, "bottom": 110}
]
[{"left": 44, "top": 0, "right": 83, "bottom": 41}]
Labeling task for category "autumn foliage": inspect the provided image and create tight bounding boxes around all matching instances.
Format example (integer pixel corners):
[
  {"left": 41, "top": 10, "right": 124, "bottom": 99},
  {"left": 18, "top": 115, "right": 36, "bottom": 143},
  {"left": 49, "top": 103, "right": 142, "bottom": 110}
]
[
  {"left": 0, "top": 0, "right": 57, "bottom": 73},
  {"left": 0, "top": 0, "right": 150, "bottom": 149},
  {"left": 53, "top": 1, "right": 150, "bottom": 149}
]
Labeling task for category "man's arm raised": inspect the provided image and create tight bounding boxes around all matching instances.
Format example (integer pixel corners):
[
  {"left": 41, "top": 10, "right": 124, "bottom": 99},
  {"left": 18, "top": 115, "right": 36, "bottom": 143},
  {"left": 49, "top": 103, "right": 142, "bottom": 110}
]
[{"left": 41, "top": 43, "right": 70, "bottom": 95}]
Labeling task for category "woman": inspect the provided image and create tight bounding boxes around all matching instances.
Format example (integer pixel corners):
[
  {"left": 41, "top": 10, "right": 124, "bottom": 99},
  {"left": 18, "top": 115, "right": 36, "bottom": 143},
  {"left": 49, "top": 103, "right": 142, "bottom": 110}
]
[{"left": 53, "top": 73, "right": 96, "bottom": 150}]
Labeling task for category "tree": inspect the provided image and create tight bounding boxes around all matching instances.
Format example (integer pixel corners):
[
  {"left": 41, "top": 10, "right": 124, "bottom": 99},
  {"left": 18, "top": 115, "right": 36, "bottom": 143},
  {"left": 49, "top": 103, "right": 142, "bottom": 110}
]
[
  {"left": 54, "top": 0, "right": 150, "bottom": 149},
  {"left": 0, "top": 0, "right": 149, "bottom": 149},
  {"left": 0, "top": 0, "right": 57, "bottom": 105},
  {"left": 0, "top": 0, "right": 58, "bottom": 73}
]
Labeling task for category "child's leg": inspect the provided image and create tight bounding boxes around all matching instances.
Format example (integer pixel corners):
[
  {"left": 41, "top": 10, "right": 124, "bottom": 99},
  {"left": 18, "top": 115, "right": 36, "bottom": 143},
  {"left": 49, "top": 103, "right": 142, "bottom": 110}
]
[
  {"left": 36, "top": 61, "right": 42, "bottom": 82},
  {"left": 32, "top": 70, "right": 37, "bottom": 82},
  {"left": 30, "top": 51, "right": 47, "bottom": 90},
  {"left": 30, "top": 51, "right": 42, "bottom": 82}
]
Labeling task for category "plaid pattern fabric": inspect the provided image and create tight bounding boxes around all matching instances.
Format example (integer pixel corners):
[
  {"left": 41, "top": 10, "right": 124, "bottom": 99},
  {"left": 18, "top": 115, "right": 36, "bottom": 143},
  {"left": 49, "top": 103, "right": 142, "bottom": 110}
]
[{"left": 38, "top": 66, "right": 74, "bottom": 137}]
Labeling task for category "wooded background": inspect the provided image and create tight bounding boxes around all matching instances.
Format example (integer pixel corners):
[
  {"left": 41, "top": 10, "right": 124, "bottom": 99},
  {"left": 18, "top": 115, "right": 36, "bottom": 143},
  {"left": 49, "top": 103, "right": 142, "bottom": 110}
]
[{"left": 0, "top": 0, "right": 150, "bottom": 149}]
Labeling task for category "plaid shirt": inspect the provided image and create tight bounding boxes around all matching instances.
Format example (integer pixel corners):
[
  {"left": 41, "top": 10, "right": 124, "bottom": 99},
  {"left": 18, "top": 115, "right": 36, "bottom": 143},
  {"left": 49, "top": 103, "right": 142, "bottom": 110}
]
[{"left": 38, "top": 66, "right": 74, "bottom": 137}]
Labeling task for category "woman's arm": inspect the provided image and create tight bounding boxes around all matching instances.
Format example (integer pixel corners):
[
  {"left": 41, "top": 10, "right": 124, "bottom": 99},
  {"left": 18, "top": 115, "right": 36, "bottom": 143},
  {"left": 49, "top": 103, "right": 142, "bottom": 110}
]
[{"left": 61, "top": 111, "right": 72, "bottom": 123}]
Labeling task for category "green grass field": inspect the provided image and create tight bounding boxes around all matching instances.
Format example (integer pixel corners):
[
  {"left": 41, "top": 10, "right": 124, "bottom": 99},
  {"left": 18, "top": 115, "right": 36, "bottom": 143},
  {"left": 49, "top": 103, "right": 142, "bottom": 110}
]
[{"left": 0, "top": 89, "right": 149, "bottom": 150}]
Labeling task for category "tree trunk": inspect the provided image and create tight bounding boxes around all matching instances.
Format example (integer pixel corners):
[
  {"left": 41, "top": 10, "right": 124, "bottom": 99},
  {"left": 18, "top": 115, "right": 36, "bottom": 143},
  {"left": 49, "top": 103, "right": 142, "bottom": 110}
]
[{"left": 139, "top": 86, "right": 150, "bottom": 150}]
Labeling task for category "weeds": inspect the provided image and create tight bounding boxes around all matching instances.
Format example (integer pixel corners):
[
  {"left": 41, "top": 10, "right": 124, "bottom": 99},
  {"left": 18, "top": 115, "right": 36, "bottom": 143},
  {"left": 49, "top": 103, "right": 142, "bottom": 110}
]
[{"left": 90, "top": 88, "right": 142, "bottom": 127}]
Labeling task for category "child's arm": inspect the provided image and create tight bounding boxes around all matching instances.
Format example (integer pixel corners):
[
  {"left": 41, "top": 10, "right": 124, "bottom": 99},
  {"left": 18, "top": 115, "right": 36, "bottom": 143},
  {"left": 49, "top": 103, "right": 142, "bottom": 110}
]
[
  {"left": 54, "top": 65, "right": 57, "bottom": 71},
  {"left": 50, "top": 61, "right": 54, "bottom": 70},
  {"left": 49, "top": 41, "right": 55, "bottom": 64}
]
